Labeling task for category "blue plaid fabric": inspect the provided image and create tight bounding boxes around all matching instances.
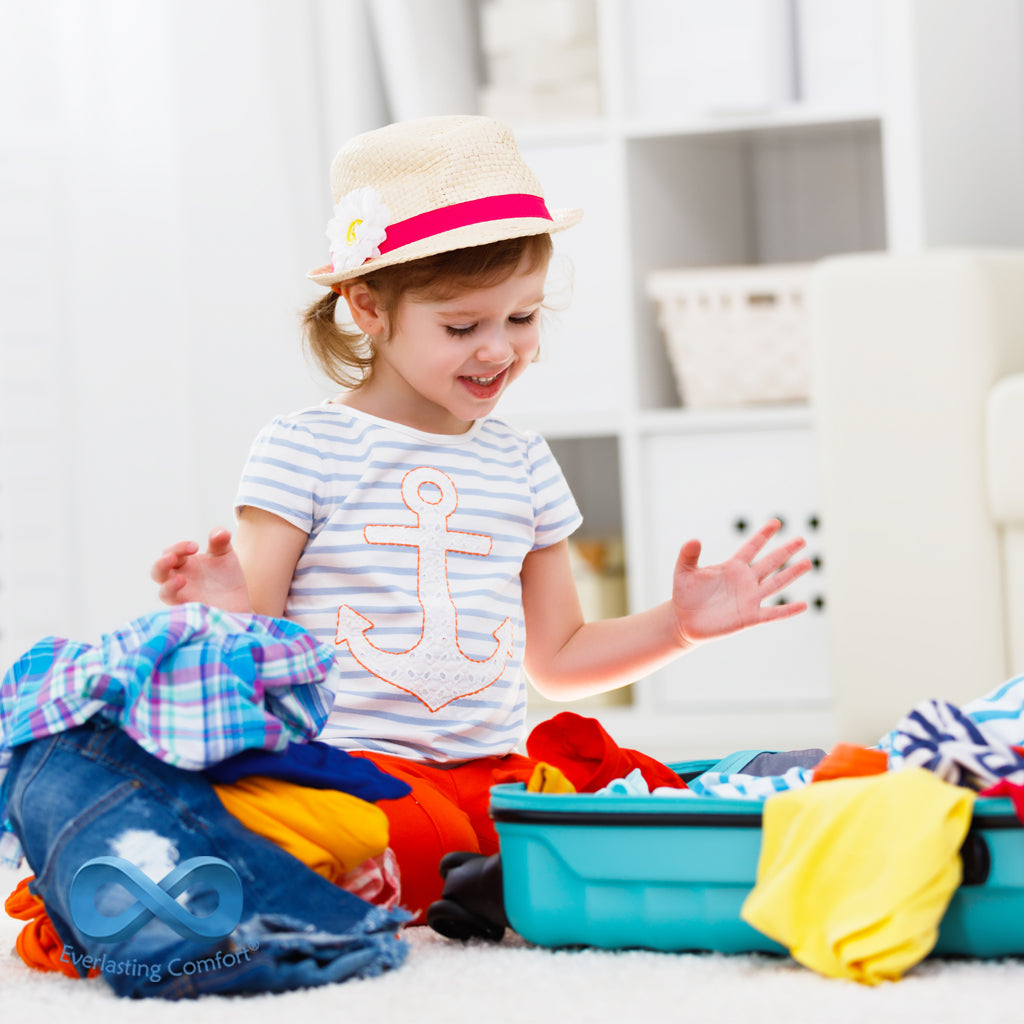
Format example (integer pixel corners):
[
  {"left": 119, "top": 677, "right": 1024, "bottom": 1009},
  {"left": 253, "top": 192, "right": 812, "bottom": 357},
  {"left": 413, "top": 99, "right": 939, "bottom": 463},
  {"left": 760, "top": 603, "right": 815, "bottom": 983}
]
[{"left": 0, "top": 603, "right": 336, "bottom": 862}]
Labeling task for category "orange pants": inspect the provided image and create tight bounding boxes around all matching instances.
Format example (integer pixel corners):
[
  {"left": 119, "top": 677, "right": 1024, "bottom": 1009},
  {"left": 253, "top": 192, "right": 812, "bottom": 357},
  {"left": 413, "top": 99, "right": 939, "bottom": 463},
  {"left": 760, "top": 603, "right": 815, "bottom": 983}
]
[{"left": 351, "top": 750, "right": 537, "bottom": 922}]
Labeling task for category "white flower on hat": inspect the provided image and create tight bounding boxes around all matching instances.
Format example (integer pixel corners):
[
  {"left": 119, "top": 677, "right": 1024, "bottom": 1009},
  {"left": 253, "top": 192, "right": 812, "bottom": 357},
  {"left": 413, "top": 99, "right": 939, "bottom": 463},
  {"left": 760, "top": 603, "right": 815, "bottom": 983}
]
[{"left": 326, "top": 186, "right": 390, "bottom": 273}]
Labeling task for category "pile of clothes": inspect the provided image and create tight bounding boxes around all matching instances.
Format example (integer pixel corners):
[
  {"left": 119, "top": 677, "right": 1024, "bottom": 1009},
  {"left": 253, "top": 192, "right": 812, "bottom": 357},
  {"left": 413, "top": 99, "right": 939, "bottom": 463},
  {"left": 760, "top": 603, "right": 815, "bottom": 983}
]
[
  {"left": 0, "top": 603, "right": 692, "bottom": 997},
  {"left": 0, "top": 604, "right": 411, "bottom": 998}
]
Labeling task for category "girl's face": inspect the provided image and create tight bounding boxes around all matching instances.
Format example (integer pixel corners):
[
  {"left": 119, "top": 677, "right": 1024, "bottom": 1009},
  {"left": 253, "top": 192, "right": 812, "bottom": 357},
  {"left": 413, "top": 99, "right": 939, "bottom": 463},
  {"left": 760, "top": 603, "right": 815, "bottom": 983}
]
[{"left": 344, "top": 257, "right": 549, "bottom": 434}]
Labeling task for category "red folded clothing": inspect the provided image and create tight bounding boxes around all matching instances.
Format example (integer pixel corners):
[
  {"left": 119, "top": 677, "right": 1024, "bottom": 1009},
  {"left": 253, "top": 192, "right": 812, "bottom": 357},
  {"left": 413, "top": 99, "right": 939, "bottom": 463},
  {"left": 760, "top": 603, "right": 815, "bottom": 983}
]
[{"left": 525, "top": 712, "right": 687, "bottom": 793}]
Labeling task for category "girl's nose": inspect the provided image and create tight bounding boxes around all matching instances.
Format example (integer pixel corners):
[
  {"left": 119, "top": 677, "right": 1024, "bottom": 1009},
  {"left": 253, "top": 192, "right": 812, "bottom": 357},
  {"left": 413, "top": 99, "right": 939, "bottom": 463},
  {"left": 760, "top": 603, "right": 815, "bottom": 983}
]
[{"left": 475, "top": 327, "right": 514, "bottom": 363}]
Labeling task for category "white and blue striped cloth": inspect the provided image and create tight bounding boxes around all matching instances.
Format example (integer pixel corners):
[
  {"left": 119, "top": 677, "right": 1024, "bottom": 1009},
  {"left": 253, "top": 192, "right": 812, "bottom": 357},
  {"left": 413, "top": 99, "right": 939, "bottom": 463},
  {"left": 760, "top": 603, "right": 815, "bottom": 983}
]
[
  {"left": 961, "top": 674, "right": 1024, "bottom": 746},
  {"left": 593, "top": 766, "right": 815, "bottom": 801},
  {"left": 880, "top": 689, "right": 1024, "bottom": 790},
  {"left": 235, "top": 402, "right": 582, "bottom": 763},
  {"left": 682, "top": 766, "right": 815, "bottom": 799}
]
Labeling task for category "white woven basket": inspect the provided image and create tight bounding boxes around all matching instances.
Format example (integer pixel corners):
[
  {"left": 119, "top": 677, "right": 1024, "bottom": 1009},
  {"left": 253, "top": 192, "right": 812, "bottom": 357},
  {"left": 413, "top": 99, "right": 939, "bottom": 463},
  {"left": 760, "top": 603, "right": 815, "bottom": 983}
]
[{"left": 647, "top": 264, "right": 813, "bottom": 408}]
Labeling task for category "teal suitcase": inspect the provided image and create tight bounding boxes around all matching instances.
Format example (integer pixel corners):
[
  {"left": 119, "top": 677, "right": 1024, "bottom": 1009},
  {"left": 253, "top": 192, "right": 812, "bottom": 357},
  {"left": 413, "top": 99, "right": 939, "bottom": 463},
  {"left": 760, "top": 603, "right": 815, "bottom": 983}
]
[{"left": 489, "top": 759, "right": 1024, "bottom": 956}]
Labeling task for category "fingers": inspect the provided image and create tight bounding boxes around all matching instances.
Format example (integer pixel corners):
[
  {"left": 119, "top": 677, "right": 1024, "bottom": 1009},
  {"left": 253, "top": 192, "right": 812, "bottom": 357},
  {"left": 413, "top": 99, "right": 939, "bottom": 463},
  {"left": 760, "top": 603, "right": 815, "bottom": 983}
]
[
  {"left": 740, "top": 522, "right": 812, "bottom": 611},
  {"left": 206, "top": 527, "right": 233, "bottom": 556},
  {"left": 731, "top": 519, "right": 783, "bottom": 564},
  {"left": 674, "top": 538, "right": 702, "bottom": 573},
  {"left": 760, "top": 556, "right": 813, "bottom": 597},
  {"left": 152, "top": 542, "right": 194, "bottom": 606},
  {"left": 150, "top": 540, "right": 199, "bottom": 583},
  {"left": 157, "top": 574, "right": 189, "bottom": 606},
  {"left": 738, "top": 521, "right": 810, "bottom": 584},
  {"left": 756, "top": 548, "right": 812, "bottom": 623},
  {"left": 751, "top": 535, "right": 807, "bottom": 583},
  {"left": 757, "top": 597, "right": 808, "bottom": 622},
  {"left": 151, "top": 529, "right": 232, "bottom": 584}
]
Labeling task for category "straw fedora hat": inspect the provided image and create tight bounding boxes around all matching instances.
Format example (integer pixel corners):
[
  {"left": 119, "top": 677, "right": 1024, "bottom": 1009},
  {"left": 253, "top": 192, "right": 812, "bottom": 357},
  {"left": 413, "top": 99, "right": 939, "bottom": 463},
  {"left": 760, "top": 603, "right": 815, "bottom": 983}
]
[{"left": 307, "top": 115, "right": 583, "bottom": 288}]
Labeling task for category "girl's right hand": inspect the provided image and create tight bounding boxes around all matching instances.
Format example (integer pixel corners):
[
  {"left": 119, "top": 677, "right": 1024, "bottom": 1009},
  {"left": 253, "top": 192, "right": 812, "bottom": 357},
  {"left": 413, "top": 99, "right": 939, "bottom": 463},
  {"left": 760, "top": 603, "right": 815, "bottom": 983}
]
[{"left": 150, "top": 527, "right": 252, "bottom": 613}]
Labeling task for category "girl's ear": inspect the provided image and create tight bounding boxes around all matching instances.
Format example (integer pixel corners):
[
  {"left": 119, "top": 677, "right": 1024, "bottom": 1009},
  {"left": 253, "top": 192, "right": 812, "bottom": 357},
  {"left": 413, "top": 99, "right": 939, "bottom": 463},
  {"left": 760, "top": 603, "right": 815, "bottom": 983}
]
[{"left": 338, "top": 282, "right": 387, "bottom": 336}]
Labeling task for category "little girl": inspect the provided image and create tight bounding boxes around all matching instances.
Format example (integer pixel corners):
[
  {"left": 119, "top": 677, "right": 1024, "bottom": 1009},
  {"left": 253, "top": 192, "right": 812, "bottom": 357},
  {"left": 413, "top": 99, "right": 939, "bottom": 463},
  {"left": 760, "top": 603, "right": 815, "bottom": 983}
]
[{"left": 152, "top": 115, "right": 810, "bottom": 920}]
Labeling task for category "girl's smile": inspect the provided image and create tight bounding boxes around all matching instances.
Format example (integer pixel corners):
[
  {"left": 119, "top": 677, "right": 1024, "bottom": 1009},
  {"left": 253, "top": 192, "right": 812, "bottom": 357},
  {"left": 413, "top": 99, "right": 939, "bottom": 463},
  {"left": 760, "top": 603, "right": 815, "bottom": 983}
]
[{"left": 460, "top": 366, "right": 509, "bottom": 399}]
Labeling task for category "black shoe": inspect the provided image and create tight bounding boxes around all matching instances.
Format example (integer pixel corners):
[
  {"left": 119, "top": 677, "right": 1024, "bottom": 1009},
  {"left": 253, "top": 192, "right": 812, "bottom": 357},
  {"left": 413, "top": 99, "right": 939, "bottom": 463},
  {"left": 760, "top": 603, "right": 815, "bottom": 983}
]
[
  {"left": 426, "top": 852, "right": 508, "bottom": 942},
  {"left": 438, "top": 850, "right": 484, "bottom": 879}
]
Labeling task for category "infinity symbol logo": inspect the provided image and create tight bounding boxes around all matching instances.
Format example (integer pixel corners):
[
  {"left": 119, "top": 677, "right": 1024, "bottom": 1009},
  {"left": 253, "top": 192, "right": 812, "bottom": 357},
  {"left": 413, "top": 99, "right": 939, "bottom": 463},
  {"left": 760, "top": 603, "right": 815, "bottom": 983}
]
[{"left": 69, "top": 856, "right": 243, "bottom": 944}]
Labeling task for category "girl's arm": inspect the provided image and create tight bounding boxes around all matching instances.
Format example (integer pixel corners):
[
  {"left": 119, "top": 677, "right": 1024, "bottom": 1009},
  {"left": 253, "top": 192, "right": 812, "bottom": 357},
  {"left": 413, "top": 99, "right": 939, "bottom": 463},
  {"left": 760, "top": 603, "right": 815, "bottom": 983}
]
[
  {"left": 151, "top": 507, "right": 307, "bottom": 618},
  {"left": 521, "top": 521, "right": 811, "bottom": 701},
  {"left": 233, "top": 506, "right": 309, "bottom": 617}
]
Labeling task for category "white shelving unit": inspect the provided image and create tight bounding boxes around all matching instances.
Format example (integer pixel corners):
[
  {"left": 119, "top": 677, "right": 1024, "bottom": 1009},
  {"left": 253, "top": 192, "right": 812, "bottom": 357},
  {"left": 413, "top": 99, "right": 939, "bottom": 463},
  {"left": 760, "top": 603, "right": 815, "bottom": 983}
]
[{"left": 487, "top": 0, "right": 1024, "bottom": 759}]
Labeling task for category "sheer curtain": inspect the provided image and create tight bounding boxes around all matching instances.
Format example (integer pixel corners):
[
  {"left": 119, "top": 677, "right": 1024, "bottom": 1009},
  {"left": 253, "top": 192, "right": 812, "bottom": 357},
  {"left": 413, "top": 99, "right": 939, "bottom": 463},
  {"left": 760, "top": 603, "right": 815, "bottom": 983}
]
[{"left": 0, "top": 0, "right": 395, "bottom": 657}]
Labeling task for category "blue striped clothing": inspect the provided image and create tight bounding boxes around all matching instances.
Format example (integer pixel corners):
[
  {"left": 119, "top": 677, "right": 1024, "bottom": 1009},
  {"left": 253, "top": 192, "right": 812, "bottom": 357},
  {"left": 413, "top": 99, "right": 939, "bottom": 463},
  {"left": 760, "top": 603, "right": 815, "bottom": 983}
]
[
  {"left": 235, "top": 402, "right": 582, "bottom": 762},
  {"left": 960, "top": 674, "right": 1024, "bottom": 745},
  {"left": 876, "top": 675, "right": 1024, "bottom": 756},
  {"left": 684, "top": 766, "right": 814, "bottom": 799}
]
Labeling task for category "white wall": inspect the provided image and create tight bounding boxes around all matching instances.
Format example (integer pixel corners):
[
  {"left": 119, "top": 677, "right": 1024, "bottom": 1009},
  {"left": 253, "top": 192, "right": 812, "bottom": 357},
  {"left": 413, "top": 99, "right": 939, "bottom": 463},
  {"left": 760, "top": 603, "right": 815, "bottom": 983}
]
[{"left": 0, "top": 0, "right": 390, "bottom": 656}]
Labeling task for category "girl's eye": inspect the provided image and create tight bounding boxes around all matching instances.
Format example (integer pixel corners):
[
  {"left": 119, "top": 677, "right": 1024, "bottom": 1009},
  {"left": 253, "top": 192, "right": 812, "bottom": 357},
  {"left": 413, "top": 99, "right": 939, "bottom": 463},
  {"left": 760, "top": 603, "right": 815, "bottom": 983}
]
[{"left": 444, "top": 311, "right": 536, "bottom": 337}]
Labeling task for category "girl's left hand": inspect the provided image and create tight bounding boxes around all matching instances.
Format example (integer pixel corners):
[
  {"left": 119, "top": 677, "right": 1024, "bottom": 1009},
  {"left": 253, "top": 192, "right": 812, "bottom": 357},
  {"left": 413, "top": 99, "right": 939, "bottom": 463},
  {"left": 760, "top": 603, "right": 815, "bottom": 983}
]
[{"left": 671, "top": 520, "right": 812, "bottom": 647}]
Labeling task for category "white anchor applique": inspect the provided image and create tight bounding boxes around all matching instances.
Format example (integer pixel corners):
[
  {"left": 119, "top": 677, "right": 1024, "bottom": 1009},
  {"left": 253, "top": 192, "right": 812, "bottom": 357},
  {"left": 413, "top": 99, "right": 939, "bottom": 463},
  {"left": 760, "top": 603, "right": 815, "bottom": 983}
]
[{"left": 334, "top": 466, "right": 513, "bottom": 712}]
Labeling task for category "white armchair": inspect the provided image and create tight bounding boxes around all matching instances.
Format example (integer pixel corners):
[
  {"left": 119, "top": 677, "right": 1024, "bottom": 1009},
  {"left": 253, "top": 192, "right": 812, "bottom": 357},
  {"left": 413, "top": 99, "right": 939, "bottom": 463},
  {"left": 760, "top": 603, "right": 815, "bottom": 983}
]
[
  {"left": 989, "top": 372, "right": 1024, "bottom": 673},
  {"left": 810, "top": 250, "right": 1024, "bottom": 744}
]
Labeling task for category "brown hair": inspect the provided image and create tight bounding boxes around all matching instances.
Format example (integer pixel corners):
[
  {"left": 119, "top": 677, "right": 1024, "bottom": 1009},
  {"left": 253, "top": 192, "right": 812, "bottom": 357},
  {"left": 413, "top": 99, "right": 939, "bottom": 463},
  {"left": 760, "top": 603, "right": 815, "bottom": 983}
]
[{"left": 302, "top": 233, "right": 553, "bottom": 390}]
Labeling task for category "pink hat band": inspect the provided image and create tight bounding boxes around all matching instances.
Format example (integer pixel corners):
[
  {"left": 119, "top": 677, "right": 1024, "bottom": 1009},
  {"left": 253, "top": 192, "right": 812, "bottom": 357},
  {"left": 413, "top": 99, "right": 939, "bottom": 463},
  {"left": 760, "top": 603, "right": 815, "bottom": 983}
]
[{"left": 377, "top": 193, "right": 552, "bottom": 256}]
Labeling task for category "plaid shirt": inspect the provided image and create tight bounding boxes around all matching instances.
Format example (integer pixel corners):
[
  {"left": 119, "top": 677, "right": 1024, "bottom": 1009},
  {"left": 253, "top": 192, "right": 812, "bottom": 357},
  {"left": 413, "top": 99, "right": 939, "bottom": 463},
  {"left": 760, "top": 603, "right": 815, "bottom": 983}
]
[{"left": 0, "top": 603, "right": 335, "bottom": 863}]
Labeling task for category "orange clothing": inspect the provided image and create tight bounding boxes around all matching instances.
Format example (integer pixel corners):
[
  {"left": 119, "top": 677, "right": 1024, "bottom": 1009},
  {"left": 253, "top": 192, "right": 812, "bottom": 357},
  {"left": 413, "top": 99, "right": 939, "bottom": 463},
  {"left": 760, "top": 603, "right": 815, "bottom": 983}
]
[
  {"left": 350, "top": 750, "right": 537, "bottom": 922},
  {"left": 812, "top": 742, "right": 888, "bottom": 783},
  {"left": 4, "top": 876, "right": 97, "bottom": 978}
]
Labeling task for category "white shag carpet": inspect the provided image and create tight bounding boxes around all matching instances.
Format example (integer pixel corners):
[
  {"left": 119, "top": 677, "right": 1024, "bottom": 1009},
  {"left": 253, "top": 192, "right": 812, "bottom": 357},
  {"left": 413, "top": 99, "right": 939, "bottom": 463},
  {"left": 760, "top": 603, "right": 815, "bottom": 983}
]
[{"left": 3, "top": 862, "right": 1022, "bottom": 1023}]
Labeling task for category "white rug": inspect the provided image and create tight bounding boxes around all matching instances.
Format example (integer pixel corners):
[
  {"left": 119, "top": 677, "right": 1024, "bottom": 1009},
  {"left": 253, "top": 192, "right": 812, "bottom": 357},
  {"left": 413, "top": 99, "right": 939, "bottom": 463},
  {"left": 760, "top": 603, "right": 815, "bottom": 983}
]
[{"left": 2, "top": 864, "right": 1023, "bottom": 1022}]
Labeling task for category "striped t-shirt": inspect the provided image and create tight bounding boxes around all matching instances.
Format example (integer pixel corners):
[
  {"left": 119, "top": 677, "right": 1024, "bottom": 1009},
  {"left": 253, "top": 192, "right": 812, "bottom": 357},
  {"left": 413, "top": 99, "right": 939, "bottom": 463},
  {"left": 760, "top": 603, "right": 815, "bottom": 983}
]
[{"left": 234, "top": 401, "right": 582, "bottom": 763}]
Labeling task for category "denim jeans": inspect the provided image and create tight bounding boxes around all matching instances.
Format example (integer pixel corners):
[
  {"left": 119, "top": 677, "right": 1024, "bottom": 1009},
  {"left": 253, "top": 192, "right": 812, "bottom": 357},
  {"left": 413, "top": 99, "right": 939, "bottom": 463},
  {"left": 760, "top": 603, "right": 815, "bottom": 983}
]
[{"left": 5, "top": 722, "right": 407, "bottom": 998}]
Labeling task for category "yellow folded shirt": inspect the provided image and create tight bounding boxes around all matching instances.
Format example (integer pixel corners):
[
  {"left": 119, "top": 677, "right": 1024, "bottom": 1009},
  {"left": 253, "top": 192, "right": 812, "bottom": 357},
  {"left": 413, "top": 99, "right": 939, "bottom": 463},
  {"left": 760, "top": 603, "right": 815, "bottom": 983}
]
[
  {"left": 740, "top": 767, "right": 975, "bottom": 985},
  {"left": 214, "top": 775, "right": 390, "bottom": 885},
  {"left": 527, "top": 762, "right": 576, "bottom": 794}
]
